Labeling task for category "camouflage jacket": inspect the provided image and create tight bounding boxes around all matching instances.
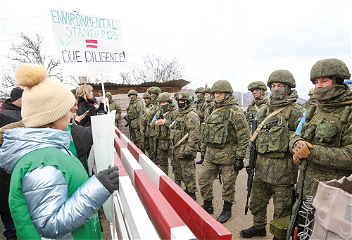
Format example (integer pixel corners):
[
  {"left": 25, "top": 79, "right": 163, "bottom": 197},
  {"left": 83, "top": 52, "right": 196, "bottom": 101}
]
[
  {"left": 151, "top": 104, "right": 178, "bottom": 141},
  {"left": 146, "top": 99, "right": 160, "bottom": 137},
  {"left": 255, "top": 90, "right": 304, "bottom": 185},
  {"left": 202, "top": 96, "right": 250, "bottom": 165},
  {"left": 245, "top": 96, "right": 268, "bottom": 124},
  {"left": 290, "top": 84, "right": 352, "bottom": 189},
  {"left": 109, "top": 101, "right": 121, "bottom": 122},
  {"left": 127, "top": 98, "right": 144, "bottom": 129},
  {"left": 195, "top": 99, "right": 206, "bottom": 122},
  {"left": 302, "top": 98, "right": 316, "bottom": 110},
  {"left": 170, "top": 104, "right": 200, "bottom": 159},
  {"left": 140, "top": 102, "right": 152, "bottom": 137}
]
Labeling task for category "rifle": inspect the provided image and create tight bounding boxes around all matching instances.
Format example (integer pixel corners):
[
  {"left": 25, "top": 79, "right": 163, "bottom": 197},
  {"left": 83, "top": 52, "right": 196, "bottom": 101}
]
[
  {"left": 168, "top": 114, "right": 174, "bottom": 172},
  {"left": 124, "top": 115, "right": 131, "bottom": 134},
  {"left": 245, "top": 119, "right": 257, "bottom": 215},
  {"left": 285, "top": 159, "right": 307, "bottom": 240}
]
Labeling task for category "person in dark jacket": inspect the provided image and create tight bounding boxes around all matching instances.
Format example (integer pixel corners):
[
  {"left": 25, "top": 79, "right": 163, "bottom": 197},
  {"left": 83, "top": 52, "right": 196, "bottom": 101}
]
[
  {"left": 1, "top": 87, "right": 23, "bottom": 121},
  {"left": 75, "top": 85, "right": 106, "bottom": 127},
  {"left": 66, "top": 96, "right": 93, "bottom": 174},
  {"left": 0, "top": 113, "right": 20, "bottom": 240}
]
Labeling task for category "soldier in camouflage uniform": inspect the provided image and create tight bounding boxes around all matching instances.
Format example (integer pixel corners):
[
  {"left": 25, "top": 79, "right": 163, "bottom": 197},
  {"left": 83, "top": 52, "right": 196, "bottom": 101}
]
[
  {"left": 170, "top": 91, "right": 200, "bottom": 200},
  {"left": 152, "top": 92, "right": 178, "bottom": 174},
  {"left": 302, "top": 88, "right": 316, "bottom": 109},
  {"left": 126, "top": 89, "right": 144, "bottom": 149},
  {"left": 196, "top": 87, "right": 214, "bottom": 164},
  {"left": 105, "top": 92, "right": 121, "bottom": 127},
  {"left": 145, "top": 87, "right": 161, "bottom": 163},
  {"left": 290, "top": 58, "right": 352, "bottom": 200},
  {"left": 140, "top": 92, "right": 152, "bottom": 155},
  {"left": 240, "top": 70, "right": 305, "bottom": 238},
  {"left": 246, "top": 81, "right": 268, "bottom": 124},
  {"left": 194, "top": 87, "right": 206, "bottom": 122},
  {"left": 199, "top": 80, "right": 250, "bottom": 224}
]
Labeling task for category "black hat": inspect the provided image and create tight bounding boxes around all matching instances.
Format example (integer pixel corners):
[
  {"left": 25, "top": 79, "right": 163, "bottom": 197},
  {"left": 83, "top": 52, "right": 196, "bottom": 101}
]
[{"left": 10, "top": 87, "right": 24, "bottom": 102}]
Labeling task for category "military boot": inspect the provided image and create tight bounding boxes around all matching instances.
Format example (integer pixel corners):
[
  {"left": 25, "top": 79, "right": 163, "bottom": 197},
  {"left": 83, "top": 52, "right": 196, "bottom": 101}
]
[
  {"left": 184, "top": 188, "right": 196, "bottom": 201},
  {"left": 201, "top": 200, "right": 214, "bottom": 214},
  {"left": 217, "top": 201, "right": 232, "bottom": 223},
  {"left": 240, "top": 226, "right": 266, "bottom": 238}
]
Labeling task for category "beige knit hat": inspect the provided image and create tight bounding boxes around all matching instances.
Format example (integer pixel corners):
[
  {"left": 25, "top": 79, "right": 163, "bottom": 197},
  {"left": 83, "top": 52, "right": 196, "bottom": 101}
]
[{"left": 15, "top": 63, "right": 75, "bottom": 128}]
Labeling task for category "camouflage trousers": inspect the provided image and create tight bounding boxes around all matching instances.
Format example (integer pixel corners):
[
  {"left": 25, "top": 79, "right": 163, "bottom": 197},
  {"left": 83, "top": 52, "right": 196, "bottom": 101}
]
[
  {"left": 198, "top": 160, "right": 238, "bottom": 203},
  {"left": 141, "top": 134, "right": 150, "bottom": 156},
  {"left": 174, "top": 157, "right": 197, "bottom": 193},
  {"left": 249, "top": 178, "right": 293, "bottom": 229},
  {"left": 156, "top": 139, "right": 169, "bottom": 174},
  {"left": 130, "top": 127, "right": 143, "bottom": 149},
  {"left": 148, "top": 137, "right": 157, "bottom": 163}
]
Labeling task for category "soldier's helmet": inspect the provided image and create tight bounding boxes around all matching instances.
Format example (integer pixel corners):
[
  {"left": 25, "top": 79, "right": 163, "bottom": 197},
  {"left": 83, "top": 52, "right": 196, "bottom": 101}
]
[
  {"left": 157, "top": 92, "right": 173, "bottom": 103},
  {"left": 147, "top": 86, "right": 161, "bottom": 95},
  {"left": 267, "top": 70, "right": 296, "bottom": 88},
  {"left": 174, "top": 91, "right": 193, "bottom": 103},
  {"left": 211, "top": 80, "right": 233, "bottom": 93},
  {"left": 202, "top": 87, "right": 211, "bottom": 94},
  {"left": 127, "top": 89, "right": 138, "bottom": 96},
  {"left": 195, "top": 87, "right": 205, "bottom": 93},
  {"left": 310, "top": 58, "right": 351, "bottom": 83},
  {"left": 248, "top": 81, "right": 267, "bottom": 92},
  {"left": 106, "top": 92, "right": 112, "bottom": 99},
  {"left": 143, "top": 92, "right": 151, "bottom": 99}
]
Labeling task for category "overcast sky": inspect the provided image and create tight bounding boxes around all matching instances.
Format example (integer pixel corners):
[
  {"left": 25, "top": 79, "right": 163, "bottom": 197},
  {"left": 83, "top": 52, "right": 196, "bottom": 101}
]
[{"left": 1, "top": 0, "right": 351, "bottom": 98}]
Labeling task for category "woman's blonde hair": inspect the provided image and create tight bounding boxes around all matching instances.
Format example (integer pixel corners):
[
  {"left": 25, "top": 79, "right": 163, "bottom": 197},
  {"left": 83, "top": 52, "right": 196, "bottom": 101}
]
[{"left": 76, "top": 85, "right": 93, "bottom": 101}]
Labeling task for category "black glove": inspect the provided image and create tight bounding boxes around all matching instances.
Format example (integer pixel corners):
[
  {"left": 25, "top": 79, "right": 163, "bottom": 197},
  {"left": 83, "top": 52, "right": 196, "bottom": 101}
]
[
  {"left": 96, "top": 166, "right": 119, "bottom": 194},
  {"left": 234, "top": 159, "right": 244, "bottom": 171},
  {"left": 201, "top": 151, "right": 205, "bottom": 161},
  {"left": 183, "top": 152, "right": 193, "bottom": 160},
  {"left": 245, "top": 167, "right": 251, "bottom": 175}
]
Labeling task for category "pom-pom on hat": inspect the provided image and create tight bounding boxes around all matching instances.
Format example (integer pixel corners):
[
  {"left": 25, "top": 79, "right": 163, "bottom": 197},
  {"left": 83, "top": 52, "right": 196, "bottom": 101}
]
[{"left": 15, "top": 63, "right": 75, "bottom": 128}]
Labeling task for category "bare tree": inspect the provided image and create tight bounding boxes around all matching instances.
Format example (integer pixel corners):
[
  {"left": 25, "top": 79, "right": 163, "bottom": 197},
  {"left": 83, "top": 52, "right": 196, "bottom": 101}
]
[
  {"left": 121, "top": 54, "right": 184, "bottom": 83},
  {"left": 1, "top": 33, "right": 64, "bottom": 95},
  {"left": 7, "top": 32, "right": 62, "bottom": 80}
]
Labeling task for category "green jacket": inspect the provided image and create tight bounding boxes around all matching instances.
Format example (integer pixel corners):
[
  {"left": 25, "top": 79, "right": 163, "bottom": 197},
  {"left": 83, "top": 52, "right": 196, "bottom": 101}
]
[
  {"left": 202, "top": 96, "right": 250, "bottom": 165},
  {"left": 246, "top": 96, "right": 268, "bottom": 124},
  {"left": 109, "top": 100, "right": 121, "bottom": 126},
  {"left": 128, "top": 98, "right": 144, "bottom": 129},
  {"left": 170, "top": 104, "right": 200, "bottom": 159},
  {"left": 255, "top": 90, "right": 304, "bottom": 185}
]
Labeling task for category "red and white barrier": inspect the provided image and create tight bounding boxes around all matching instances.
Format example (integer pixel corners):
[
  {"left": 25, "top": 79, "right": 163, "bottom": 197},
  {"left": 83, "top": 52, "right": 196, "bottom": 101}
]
[
  {"left": 114, "top": 133, "right": 196, "bottom": 240},
  {"left": 113, "top": 152, "right": 159, "bottom": 239},
  {"left": 115, "top": 128, "right": 232, "bottom": 240}
]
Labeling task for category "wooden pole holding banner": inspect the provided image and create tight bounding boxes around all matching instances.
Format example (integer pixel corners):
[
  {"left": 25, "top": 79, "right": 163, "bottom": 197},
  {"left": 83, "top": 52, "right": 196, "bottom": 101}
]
[{"left": 100, "top": 74, "right": 108, "bottom": 112}]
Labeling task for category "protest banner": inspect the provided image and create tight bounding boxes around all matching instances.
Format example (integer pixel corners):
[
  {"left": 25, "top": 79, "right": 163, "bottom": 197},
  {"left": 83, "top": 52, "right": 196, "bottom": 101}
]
[{"left": 50, "top": 9, "right": 125, "bottom": 75}]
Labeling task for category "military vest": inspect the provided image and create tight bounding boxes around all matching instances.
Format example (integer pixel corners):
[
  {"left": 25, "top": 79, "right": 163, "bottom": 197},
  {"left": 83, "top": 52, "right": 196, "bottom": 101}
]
[
  {"left": 300, "top": 105, "right": 352, "bottom": 148},
  {"left": 256, "top": 105, "right": 292, "bottom": 158},
  {"left": 203, "top": 107, "right": 236, "bottom": 148}
]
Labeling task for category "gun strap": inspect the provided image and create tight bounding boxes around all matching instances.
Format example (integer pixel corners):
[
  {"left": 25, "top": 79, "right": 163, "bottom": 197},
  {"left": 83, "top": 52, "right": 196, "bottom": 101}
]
[
  {"left": 208, "top": 106, "right": 227, "bottom": 118},
  {"left": 174, "top": 133, "right": 189, "bottom": 148},
  {"left": 250, "top": 106, "right": 288, "bottom": 142}
]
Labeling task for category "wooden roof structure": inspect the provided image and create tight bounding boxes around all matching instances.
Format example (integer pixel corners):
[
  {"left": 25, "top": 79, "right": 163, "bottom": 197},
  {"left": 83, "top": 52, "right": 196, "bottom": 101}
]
[{"left": 89, "top": 79, "right": 190, "bottom": 96}]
